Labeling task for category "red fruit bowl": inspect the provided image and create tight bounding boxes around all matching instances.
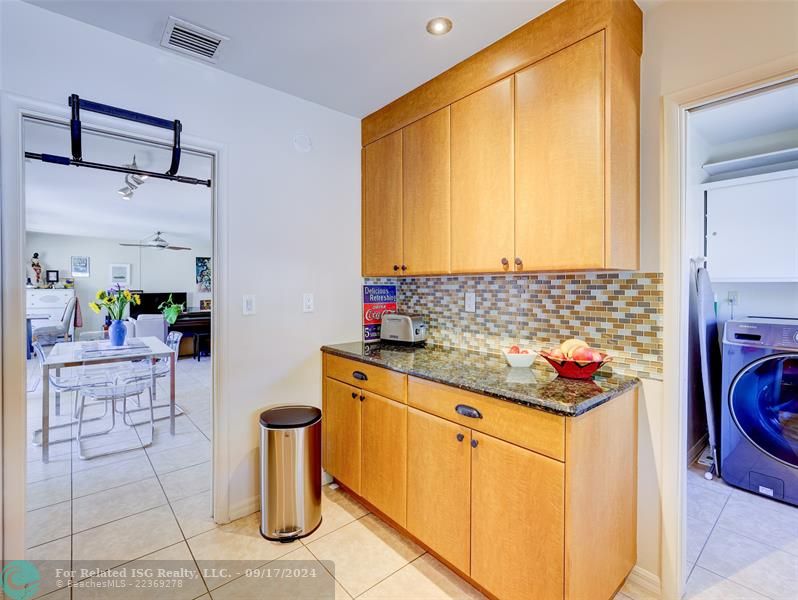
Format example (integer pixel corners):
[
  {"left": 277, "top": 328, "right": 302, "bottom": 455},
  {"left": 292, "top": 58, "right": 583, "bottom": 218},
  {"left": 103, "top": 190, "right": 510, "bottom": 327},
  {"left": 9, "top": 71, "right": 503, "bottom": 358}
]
[{"left": 539, "top": 350, "right": 611, "bottom": 380}]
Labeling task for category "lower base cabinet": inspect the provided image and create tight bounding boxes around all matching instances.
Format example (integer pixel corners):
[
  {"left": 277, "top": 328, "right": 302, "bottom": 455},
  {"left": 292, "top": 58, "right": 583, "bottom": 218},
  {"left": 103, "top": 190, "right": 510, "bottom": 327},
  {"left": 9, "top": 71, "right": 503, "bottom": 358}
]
[{"left": 322, "top": 355, "right": 637, "bottom": 600}]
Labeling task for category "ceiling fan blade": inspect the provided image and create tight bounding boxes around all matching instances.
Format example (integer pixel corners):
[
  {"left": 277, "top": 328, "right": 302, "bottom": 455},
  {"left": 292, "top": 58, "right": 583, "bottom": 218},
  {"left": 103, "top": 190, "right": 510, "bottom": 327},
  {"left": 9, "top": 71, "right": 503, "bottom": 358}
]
[
  {"left": 165, "top": 246, "right": 192, "bottom": 251},
  {"left": 119, "top": 243, "right": 150, "bottom": 247}
]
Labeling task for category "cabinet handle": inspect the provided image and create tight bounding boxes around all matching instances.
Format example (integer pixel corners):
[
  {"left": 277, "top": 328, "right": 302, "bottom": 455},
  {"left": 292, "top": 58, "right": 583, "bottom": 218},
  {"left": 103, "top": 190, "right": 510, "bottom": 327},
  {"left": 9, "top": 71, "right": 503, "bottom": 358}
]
[
  {"left": 393, "top": 264, "right": 400, "bottom": 271},
  {"left": 359, "top": 395, "right": 365, "bottom": 402},
  {"left": 471, "top": 439, "right": 479, "bottom": 448},
  {"left": 351, "top": 391, "right": 357, "bottom": 399},
  {"left": 501, "top": 257, "right": 509, "bottom": 267},
  {"left": 456, "top": 433, "right": 465, "bottom": 442},
  {"left": 352, "top": 371, "right": 368, "bottom": 381},
  {"left": 514, "top": 257, "right": 522, "bottom": 266},
  {"left": 401, "top": 265, "right": 407, "bottom": 271},
  {"left": 455, "top": 404, "right": 483, "bottom": 419}
]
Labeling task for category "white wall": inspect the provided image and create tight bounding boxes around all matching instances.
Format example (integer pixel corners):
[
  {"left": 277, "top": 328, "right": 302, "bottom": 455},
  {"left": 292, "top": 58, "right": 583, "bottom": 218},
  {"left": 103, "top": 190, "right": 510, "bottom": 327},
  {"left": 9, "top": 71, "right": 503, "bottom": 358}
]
[
  {"left": 2, "top": 0, "right": 361, "bottom": 518},
  {"left": 25, "top": 232, "right": 211, "bottom": 332}
]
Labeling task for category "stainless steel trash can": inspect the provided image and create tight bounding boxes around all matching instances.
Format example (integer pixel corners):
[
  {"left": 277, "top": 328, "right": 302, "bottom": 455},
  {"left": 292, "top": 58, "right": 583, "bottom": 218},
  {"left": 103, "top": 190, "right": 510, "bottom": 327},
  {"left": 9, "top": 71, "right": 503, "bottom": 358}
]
[{"left": 259, "top": 405, "right": 322, "bottom": 542}]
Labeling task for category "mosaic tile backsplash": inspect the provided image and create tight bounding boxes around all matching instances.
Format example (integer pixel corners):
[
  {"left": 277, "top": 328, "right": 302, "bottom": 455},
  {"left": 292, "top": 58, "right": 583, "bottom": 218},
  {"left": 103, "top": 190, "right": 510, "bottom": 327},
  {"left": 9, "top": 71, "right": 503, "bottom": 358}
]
[{"left": 365, "top": 272, "right": 663, "bottom": 380}]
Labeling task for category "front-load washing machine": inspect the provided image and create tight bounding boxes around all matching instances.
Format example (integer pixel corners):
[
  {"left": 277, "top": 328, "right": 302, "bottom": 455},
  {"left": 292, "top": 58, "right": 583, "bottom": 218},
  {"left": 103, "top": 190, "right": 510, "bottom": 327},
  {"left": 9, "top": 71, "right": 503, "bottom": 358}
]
[{"left": 721, "top": 318, "right": 798, "bottom": 506}]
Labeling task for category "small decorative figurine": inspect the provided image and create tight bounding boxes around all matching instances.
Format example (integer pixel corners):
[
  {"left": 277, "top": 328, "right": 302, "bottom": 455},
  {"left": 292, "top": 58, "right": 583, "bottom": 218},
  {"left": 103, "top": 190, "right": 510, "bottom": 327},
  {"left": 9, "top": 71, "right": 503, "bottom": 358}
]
[{"left": 27, "top": 252, "right": 44, "bottom": 287}]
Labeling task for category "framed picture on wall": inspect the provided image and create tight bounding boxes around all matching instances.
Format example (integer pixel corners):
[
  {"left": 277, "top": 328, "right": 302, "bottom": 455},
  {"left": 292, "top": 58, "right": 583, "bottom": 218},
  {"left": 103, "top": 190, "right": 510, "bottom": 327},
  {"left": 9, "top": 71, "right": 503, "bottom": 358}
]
[
  {"left": 196, "top": 257, "right": 212, "bottom": 292},
  {"left": 109, "top": 263, "right": 131, "bottom": 287},
  {"left": 199, "top": 299, "right": 212, "bottom": 311},
  {"left": 71, "top": 256, "right": 90, "bottom": 277}
]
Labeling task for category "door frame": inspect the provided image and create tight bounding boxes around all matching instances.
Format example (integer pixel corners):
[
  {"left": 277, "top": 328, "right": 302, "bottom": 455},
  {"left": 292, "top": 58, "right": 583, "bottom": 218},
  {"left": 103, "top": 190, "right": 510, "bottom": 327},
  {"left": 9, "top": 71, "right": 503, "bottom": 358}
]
[
  {"left": 659, "top": 54, "right": 798, "bottom": 600},
  {"left": 0, "top": 92, "right": 232, "bottom": 561}
]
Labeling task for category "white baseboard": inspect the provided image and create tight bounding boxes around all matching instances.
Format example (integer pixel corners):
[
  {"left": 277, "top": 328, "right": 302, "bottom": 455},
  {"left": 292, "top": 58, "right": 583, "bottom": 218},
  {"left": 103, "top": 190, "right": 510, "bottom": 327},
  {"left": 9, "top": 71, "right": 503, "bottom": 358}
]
[
  {"left": 623, "top": 565, "right": 662, "bottom": 600},
  {"left": 228, "top": 495, "right": 260, "bottom": 522}
]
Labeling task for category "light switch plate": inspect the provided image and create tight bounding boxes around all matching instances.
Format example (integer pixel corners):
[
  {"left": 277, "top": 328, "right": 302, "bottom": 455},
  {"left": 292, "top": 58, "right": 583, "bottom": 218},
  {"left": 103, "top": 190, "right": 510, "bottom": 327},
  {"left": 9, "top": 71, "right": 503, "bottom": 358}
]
[
  {"left": 465, "top": 291, "right": 476, "bottom": 313},
  {"left": 302, "top": 293, "right": 314, "bottom": 313},
  {"left": 242, "top": 294, "right": 256, "bottom": 315}
]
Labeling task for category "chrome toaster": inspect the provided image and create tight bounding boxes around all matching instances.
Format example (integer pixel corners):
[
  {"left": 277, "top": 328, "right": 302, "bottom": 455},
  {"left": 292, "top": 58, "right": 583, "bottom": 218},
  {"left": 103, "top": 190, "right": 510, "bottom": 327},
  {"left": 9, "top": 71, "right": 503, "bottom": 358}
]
[{"left": 380, "top": 313, "right": 427, "bottom": 344}]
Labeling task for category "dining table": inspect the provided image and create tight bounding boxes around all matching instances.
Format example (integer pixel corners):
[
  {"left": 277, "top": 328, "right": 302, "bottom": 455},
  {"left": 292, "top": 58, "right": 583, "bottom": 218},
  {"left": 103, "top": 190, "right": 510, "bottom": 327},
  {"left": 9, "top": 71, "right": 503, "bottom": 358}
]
[
  {"left": 26, "top": 314, "right": 49, "bottom": 359},
  {"left": 34, "top": 336, "right": 177, "bottom": 463}
]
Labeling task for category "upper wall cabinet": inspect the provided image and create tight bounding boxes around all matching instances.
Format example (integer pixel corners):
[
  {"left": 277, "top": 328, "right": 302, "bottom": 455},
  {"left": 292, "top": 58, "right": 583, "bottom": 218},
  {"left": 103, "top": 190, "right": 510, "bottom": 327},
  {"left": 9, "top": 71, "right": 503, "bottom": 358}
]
[
  {"left": 360, "top": 0, "right": 642, "bottom": 276},
  {"left": 451, "top": 77, "right": 515, "bottom": 274},
  {"left": 515, "top": 32, "right": 605, "bottom": 271},
  {"left": 402, "top": 107, "right": 451, "bottom": 276},
  {"left": 363, "top": 131, "right": 403, "bottom": 276}
]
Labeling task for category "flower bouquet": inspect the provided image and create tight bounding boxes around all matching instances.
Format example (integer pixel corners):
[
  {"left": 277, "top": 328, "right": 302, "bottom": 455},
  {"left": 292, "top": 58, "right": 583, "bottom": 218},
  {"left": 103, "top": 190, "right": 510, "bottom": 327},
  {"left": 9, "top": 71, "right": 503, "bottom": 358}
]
[{"left": 89, "top": 285, "right": 141, "bottom": 346}]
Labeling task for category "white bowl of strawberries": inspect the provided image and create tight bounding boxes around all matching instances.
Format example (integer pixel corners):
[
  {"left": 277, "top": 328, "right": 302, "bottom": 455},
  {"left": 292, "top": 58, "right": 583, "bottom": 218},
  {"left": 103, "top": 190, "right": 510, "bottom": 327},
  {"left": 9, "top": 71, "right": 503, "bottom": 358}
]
[{"left": 502, "top": 345, "right": 536, "bottom": 368}]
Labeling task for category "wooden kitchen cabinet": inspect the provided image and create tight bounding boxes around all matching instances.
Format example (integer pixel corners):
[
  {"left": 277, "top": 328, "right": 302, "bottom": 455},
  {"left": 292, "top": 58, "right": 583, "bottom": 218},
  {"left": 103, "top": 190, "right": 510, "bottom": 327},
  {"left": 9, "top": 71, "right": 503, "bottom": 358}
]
[
  {"left": 402, "top": 107, "right": 451, "bottom": 275},
  {"left": 361, "top": 391, "right": 407, "bottom": 526},
  {"left": 471, "top": 431, "right": 565, "bottom": 600},
  {"left": 324, "top": 378, "right": 362, "bottom": 494},
  {"left": 363, "top": 130, "right": 403, "bottom": 276},
  {"left": 451, "top": 77, "right": 515, "bottom": 273},
  {"left": 407, "top": 407, "right": 471, "bottom": 574},
  {"left": 515, "top": 31, "right": 605, "bottom": 271}
]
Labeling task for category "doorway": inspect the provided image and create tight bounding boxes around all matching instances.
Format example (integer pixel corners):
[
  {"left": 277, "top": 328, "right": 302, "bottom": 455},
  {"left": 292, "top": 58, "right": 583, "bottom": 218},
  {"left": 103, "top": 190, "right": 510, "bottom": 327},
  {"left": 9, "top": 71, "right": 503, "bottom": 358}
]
[{"left": 1, "top": 103, "right": 223, "bottom": 588}]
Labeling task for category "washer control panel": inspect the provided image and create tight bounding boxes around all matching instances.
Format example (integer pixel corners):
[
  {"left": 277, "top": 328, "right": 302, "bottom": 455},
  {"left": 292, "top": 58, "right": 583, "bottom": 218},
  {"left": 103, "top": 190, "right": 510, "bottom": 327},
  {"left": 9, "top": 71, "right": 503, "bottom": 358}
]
[{"left": 724, "top": 318, "right": 798, "bottom": 350}]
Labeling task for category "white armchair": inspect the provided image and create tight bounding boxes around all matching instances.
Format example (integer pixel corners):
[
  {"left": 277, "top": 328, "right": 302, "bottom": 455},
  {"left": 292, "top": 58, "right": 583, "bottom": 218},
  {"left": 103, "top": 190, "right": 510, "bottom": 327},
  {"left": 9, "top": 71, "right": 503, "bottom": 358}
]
[{"left": 134, "top": 314, "right": 166, "bottom": 342}]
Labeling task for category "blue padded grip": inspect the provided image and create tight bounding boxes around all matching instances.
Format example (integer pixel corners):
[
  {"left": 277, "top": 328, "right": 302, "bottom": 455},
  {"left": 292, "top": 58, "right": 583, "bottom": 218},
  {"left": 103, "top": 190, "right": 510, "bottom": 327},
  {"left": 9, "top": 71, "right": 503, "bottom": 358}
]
[{"left": 41, "top": 154, "right": 71, "bottom": 166}]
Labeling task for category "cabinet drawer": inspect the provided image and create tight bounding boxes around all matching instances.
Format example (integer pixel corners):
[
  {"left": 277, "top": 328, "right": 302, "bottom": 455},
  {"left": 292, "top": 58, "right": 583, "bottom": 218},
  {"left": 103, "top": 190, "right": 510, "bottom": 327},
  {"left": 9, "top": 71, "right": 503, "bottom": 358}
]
[
  {"left": 325, "top": 353, "right": 407, "bottom": 403},
  {"left": 408, "top": 376, "right": 564, "bottom": 461}
]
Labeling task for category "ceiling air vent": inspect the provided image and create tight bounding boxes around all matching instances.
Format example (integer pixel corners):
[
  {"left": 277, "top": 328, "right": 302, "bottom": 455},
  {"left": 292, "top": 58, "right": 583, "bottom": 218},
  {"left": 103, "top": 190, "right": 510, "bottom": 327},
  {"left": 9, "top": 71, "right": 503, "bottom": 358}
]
[{"left": 160, "top": 17, "right": 228, "bottom": 63}]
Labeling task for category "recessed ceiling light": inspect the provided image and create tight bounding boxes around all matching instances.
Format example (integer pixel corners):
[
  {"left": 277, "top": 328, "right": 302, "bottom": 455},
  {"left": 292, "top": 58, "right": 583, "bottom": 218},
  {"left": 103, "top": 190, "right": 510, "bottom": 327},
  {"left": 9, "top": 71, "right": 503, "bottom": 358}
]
[{"left": 426, "top": 17, "right": 453, "bottom": 36}]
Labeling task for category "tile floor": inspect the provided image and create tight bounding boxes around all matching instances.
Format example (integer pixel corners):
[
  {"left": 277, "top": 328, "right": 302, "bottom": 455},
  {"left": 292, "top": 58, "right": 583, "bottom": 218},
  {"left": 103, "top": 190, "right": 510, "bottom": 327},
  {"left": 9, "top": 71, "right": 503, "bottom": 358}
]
[{"left": 25, "top": 354, "right": 797, "bottom": 599}]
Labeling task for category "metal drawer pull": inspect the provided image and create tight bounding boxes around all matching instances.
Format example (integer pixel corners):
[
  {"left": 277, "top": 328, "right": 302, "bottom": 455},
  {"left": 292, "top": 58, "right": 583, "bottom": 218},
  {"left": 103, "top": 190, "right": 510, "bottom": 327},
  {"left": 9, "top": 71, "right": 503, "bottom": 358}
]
[
  {"left": 456, "top": 433, "right": 465, "bottom": 442},
  {"left": 359, "top": 395, "right": 365, "bottom": 402},
  {"left": 455, "top": 404, "right": 483, "bottom": 419},
  {"left": 471, "top": 439, "right": 479, "bottom": 448},
  {"left": 351, "top": 392, "right": 357, "bottom": 399},
  {"left": 352, "top": 371, "right": 368, "bottom": 381}
]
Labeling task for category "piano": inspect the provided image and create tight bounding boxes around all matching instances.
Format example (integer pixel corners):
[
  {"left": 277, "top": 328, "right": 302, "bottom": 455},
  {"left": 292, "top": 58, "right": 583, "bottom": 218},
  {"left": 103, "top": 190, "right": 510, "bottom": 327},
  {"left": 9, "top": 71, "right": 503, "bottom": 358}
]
[{"left": 169, "top": 308, "right": 211, "bottom": 336}]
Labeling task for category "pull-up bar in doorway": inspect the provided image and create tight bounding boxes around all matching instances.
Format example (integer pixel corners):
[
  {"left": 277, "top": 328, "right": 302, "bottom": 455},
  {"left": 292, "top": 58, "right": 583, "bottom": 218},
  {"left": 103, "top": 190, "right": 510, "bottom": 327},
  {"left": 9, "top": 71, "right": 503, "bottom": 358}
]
[{"left": 24, "top": 94, "right": 212, "bottom": 188}]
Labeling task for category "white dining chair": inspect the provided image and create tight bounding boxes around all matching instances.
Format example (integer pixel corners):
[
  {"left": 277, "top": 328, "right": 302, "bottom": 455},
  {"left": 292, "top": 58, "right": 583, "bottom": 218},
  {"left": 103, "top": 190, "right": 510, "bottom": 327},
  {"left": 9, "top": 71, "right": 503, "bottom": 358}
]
[{"left": 33, "top": 297, "right": 77, "bottom": 345}]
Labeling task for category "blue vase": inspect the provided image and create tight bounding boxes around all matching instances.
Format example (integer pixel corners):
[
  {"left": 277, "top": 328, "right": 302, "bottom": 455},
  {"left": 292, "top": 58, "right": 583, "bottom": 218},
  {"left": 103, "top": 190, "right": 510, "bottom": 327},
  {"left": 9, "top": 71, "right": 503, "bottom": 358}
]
[{"left": 109, "top": 319, "right": 127, "bottom": 347}]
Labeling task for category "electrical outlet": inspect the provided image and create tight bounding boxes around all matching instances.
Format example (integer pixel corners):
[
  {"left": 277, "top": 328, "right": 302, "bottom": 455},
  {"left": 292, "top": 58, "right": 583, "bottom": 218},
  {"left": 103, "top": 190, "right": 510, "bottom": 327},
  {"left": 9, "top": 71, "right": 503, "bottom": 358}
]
[
  {"left": 465, "top": 291, "right": 476, "bottom": 313},
  {"left": 242, "top": 294, "right": 256, "bottom": 315},
  {"left": 302, "top": 293, "right": 314, "bottom": 313},
  {"left": 727, "top": 291, "right": 739, "bottom": 305}
]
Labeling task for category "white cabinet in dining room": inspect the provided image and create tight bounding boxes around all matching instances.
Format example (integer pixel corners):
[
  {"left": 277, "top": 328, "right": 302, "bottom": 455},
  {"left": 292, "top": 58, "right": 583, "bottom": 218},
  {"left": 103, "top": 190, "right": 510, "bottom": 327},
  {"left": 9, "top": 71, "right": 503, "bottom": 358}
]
[
  {"left": 26, "top": 288, "right": 76, "bottom": 337},
  {"left": 705, "top": 171, "right": 798, "bottom": 282}
]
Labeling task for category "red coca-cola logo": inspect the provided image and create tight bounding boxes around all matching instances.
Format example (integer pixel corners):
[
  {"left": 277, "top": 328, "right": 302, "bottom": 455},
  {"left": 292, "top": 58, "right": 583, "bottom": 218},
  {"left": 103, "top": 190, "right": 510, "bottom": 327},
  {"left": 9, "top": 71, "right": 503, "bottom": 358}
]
[{"left": 363, "top": 303, "right": 396, "bottom": 325}]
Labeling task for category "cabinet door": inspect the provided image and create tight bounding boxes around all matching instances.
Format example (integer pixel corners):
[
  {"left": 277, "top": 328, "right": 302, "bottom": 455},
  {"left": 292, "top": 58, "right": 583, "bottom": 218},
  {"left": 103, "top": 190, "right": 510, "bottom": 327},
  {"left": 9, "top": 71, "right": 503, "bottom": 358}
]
[
  {"left": 361, "top": 392, "right": 407, "bottom": 526},
  {"left": 471, "top": 432, "right": 565, "bottom": 600},
  {"left": 406, "top": 407, "right": 471, "bottom": 574},
  {"left": 325, "top": 378, "right": 362, "bottom": 494},
  {"left": 706, "top": 175, "right": 798, "bottom": 281},
  {"left": 403, "top": 107, "right": 451, "bottom": 275},
  {"left": 451, "top": 77, "right": 515, "bottom": 273},
  {"left": 363, "top": 131, "right": 403, "bottom": 276},
  {"left": 515, "top": 31, "right": 605, "bottom": 270}
]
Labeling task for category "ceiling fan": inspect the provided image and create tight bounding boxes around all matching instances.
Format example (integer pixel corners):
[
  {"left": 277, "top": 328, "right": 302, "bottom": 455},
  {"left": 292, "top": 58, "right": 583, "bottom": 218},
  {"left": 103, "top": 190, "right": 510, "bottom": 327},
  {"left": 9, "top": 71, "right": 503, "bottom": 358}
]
[{"left": 119, "top": 231, "right": 192, "bottom": 251}]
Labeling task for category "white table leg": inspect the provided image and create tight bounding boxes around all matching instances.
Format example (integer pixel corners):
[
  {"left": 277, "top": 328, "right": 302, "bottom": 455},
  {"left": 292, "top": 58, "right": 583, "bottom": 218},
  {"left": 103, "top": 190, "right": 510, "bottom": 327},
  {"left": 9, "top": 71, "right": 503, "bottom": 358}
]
[
  {"left": 55, "top": 367, "right": 61, "bottom": 416},
  {"left": 42, "top": 365, "right": 50, "bottom": 463},
  {"left": 170, "top": 353, "right": 176, "bottom": 435}
]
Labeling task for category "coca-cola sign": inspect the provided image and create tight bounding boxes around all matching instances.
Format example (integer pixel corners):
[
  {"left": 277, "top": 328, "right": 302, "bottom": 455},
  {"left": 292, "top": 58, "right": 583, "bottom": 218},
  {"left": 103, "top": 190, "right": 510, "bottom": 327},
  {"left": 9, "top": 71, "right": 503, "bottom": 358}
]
[{"left": 363, "top": 285, "right": 397, "bottom": 343}]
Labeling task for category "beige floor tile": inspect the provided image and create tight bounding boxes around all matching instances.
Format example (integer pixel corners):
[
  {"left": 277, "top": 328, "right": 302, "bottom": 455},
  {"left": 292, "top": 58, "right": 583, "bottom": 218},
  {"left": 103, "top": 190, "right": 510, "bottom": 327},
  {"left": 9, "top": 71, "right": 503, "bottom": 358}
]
[
  {"left": 687, "top": 480, "right": 730, "bottom": 525},
  {"left": 147, "top": 438, "right": 211, "bottom": 475},
  {"left": 306, "top": 513, "right": 424, "bottom": 597},
  {"left": 686, "top": 514, "right": 715, "bottom": 565},
  {"left": 684, "top": 566, "right": 769, "bottom": 600},
  {"left": 25, "top": 536, "right": 71, "bottom": 599},
  {"left": 26, "top": 500, "right": 71, "bottom": 549},
  {"left": 26, "top": 455, "right": 71, "bottom": 484},
  {"left": 715, "top": 490, "right": 798, "bottom": 556},
  {"left": 72, "top": 542, "right": 207, "bottom": 600},
  {"left": 159, "top": 461, "right": 211, "bottom": 503},
  {"left": 73, "top": 505, "right": 183, "bottom": 571},
  {"left": 300, "top": 485, "right": 369, "bottom": 545},
  {"left": 72, "top": 454, "right": 156, "bottom": 498},
  {"left": 27, "top": 473, "right": 71, "bottom": 511},
  {"left": 697, "top": 526, "right": 798, "bottom": 599},
  {"left": 211, "top": 545, "right": 350, "bottom": 600},
  {"left": 73, "top": 476, "right": 168, "bottom": 533},
  {"left": 360, "top": 553, "right": 486, "bottom": 599},
  {"left": 172, "top": 490, "right": 218, "bottom": 539},
  {"left": 188, "top": 512, "right": 300, "bottom": 590}
]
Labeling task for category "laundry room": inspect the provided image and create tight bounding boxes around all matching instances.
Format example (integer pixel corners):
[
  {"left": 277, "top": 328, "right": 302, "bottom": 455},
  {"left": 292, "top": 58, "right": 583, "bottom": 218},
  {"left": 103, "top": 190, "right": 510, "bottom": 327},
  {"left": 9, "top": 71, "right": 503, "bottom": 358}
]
[{"left": 684, "top": 80, "right": 798, "bottom": 590}]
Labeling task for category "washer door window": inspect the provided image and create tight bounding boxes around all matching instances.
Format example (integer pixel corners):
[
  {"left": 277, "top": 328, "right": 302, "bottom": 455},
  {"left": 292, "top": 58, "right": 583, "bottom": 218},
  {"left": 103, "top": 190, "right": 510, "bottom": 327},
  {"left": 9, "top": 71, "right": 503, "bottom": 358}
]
[{"left": 730, "top": 354, "right": 798, "bottom": 468}]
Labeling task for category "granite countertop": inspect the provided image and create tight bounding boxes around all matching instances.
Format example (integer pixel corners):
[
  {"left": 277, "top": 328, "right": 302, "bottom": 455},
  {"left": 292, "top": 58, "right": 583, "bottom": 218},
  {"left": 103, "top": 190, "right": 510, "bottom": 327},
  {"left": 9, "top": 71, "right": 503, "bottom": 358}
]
[{"left": 321, "top": 342, "right": 640, "bottom": 417}]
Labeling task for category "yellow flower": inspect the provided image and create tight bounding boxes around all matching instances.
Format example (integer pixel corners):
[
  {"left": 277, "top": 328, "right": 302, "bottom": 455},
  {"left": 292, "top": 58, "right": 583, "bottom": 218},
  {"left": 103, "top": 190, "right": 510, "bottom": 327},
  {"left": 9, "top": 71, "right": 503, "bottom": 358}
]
[
  {"left": 96, "top": 290, "right": 106, "bottom": 300},
  {"left": 123, "top": 289, "right": 132, "bottom": 301},
  {"left": 105, "top": 296, "right": 117, "bottom": 304},
  {"left": 88, "top": 302, "right": 101, "bottom": 314},
  {"left": 134, "top": 294, "right": 141, "bottom": 305}
]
